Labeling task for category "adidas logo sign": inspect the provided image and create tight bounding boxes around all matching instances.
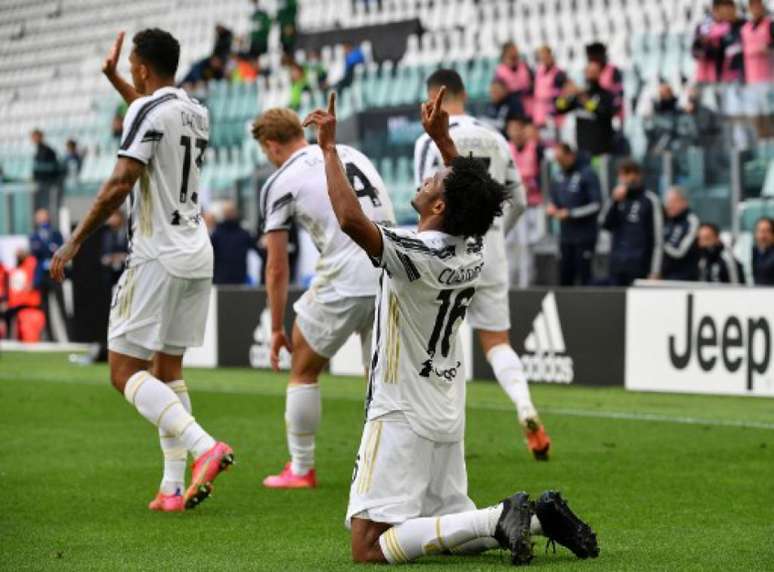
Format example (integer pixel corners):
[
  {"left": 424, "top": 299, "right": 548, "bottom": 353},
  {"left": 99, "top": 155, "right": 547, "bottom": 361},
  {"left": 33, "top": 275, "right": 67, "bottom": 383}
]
[{"left": 522, "top": 292, "right": 575, "bottom": 384}]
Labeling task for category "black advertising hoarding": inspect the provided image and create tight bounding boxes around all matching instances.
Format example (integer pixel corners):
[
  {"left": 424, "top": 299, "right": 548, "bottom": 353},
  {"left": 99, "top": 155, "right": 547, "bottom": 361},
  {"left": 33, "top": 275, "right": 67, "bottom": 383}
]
[
  {"left": 473, "top": 289, "right": 627, "bottom": 386},
  {"left": 216, "top": 287, "right": 303, "bottom": 368}
]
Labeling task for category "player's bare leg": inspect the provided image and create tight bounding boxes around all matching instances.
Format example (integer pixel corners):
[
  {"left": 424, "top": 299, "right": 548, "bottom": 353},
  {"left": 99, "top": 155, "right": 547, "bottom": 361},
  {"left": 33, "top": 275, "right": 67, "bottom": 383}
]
[
  {"left": 350, "top": 493, "right": 534, "bottom": 565},
  {"left": 109, "top": 350, "right": 233, "bottom": 510},
  {"left": 263, "top": 321, "right": 327, "bottom": 488},
  {"left": 478, "top": 330, "right": 551, "bottom": 460}
]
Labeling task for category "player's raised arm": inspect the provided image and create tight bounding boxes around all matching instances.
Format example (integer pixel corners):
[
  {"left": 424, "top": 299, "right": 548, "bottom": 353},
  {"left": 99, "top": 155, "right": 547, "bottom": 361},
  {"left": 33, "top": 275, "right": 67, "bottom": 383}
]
[
  {"left": 50, "top": 157, "right": 143, "bottom": 282},
  {"left": 103, "top": 32, "right": 141, "bottom": 104},
  {"left": 303, "top": 93, "right": 383, "bottom": 259},
  {"left": 420, "top": 86, "right": 459, "bottom": 166}
]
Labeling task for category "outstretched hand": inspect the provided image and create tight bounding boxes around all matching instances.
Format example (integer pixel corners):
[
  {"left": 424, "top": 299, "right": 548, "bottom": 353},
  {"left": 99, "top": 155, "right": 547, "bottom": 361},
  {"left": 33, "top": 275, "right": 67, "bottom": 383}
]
[
  {"left": 421, "top": 86, "right": 450, "bottom": 142},
  {"left": 302, "top": 92, "right": 337, "bottom": 151},
  {"left": 102, "top": 32, "right": 125, "bottom": 77}
]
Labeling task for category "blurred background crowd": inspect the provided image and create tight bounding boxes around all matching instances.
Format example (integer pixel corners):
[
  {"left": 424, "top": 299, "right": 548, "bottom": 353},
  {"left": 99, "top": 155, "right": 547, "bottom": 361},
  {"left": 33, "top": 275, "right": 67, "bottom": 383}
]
[{"left": 1, "top": 0, "right": 773, "bottom": 343}]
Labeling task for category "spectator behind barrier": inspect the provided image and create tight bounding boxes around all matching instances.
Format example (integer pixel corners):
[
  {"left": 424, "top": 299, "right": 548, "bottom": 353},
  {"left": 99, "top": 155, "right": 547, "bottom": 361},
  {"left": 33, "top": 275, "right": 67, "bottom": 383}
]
[
  {"left": 28, "top": 208, "right": 64, "bottom": 342},
  {"left": 211, "top": 201, "right": 255, "bottom": 285},
  {"left": 506, "top": 116, "right": 543, "bottom": 207},
  {"left": 336, "top": 42, "right": 365, "bottom": 91},
  {"left": 585, "top": 42, "right": 623, "bottom": 120},
  {"left": 7, "top": 249, "right": 45, "bottom": 342},
  {"left": 742, "top": 0, "right": 774, "bottom": 137},
  {"left": 533, "top": 46, "right": 568, "bottom": 132},
  {"left": 556, "top": 61, "right": 616, "bottom": 157},
  {"left": 277, "top": 0, "right": 298, "bottom": 55},
  {"left": 213, "top": 24, "right": 233, "bottom": 61},
  {"left": 752, "top": 217, "right": 774, "bottom": 285},
  {"left": 101, "top": 210, "right": 129, "bottom": 289},
  {"left": 697, "top": 222, "right": 744, "bottom": 284},
  {"left": 249, "top": 0, "right": 272, "bottom": 58},
  {"left": 600, "top": 159, "right": 663, "bottom": 286},
  {"left": 661, "top": 187, "right": 700, "bottom": 281},
  {"left": 30, "top": 129, "right": 61, "bottom": 214},
  {"left": 63, "top": 139, "right": 83, "bottom": 190},
  {"left": 548, "top": 143, "right": 603, "bottom": 286},
  {"left": 692, "top": 0, "right": 733, "bottom": 84},
  {"left": 484, "top": 78, "right": 525, "bottom": 135},
  {"left": 288, "top": 60, "right": 309, "bottom": 110},
  {"left": 494, "top": 41, "right": 534, "bottom": 114}
]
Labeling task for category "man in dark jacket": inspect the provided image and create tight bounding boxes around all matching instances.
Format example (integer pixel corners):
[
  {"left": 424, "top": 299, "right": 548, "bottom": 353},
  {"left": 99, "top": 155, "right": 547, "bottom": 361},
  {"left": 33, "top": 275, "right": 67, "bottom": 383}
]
[
  {"left": 28, "top": 208, "right": 64, "bottom": 341},
  {"left": 555, "top": 61, "right": 615, "bottom": 157},
  {"left": 211, "top": 201, "right": 255, "bottom": 285},
  {"left": 547, "top": 143, "right": 603, "bottom": 285},
  {"left": 600, "top": 160, "right": 664, "bottom": 286},
  {"left": 697, "top": 223, "right": 744, "bottom": 283},
  {"left": 662, "top": 187, "right": 700, "bottom": 281},
  {"left": 752, "top": 217, "right": 774, "bottom": 285},
  {"left": 31, "top": 129, "right": 61, "bottom": 213}
]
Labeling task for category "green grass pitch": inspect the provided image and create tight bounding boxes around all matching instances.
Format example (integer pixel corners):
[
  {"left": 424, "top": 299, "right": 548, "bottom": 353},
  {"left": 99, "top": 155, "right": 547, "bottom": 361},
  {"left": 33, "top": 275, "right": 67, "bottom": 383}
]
[{"left": 1, "top": 351, "right": 773, "bottom": 570}]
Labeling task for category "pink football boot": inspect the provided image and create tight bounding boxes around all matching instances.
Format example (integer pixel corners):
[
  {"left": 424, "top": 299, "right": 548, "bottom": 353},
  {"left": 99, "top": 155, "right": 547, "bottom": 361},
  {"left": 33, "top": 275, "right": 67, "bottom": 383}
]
[
  {"left": 148, "top": 492, "right": 184, "bottom": 512},
  {"left": 184, "top": 442, "right": 235, "bottom": 509},
  {"left": 262, "top": 462, "right": 317, "bottom": 489}
]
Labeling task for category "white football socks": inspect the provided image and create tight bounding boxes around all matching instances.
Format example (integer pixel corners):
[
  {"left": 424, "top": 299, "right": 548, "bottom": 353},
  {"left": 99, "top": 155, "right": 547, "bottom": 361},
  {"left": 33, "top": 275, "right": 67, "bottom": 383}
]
[
  {"left": 487, "top": 344, "right": 538, "bottom": 423},
  {"left": 285, "top": 383, "right": 321, "bottom": 476},
  {"left": 378, "top": 505, "right": 503, "bottom": 564},
  {"left": 158, "top": 380, "right": 191, "bottom": 495},
  {"left": 124, "top": 371, "right": 215, "bottom": 460}
]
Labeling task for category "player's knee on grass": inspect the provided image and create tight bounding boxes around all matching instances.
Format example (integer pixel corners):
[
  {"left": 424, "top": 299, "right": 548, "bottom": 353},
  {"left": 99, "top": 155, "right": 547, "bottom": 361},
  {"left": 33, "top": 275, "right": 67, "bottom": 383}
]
[{"left": 351, "top": 518, "right": 391, "bottom": 563}]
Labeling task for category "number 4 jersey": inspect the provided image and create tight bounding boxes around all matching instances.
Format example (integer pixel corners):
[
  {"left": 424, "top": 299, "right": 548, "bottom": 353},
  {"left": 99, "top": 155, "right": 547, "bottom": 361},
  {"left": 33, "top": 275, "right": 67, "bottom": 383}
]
[
  {"left": 118, "top": 86, "right": 213, "bottom": 279},
  {"left": 260, "top": 144, "right": 395, "bottom": 301},
  {"left": 366, "top": 226, "right": 485, "bottom": 443}
]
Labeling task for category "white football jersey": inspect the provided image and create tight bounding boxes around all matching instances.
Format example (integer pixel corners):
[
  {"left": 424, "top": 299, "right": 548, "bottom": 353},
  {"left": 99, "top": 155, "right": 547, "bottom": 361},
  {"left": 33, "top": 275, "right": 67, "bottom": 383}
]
[
  {"left": 118, "top": 86, "right": 213, "bottom": 279},
  {"left": 366, "top": 226, "right": 485, "bottom": 442},
  {"left": 260, "top": 144, "right": 396, "bottom": 301},
  {"left": 414, "top": 114, "right": 526, "bottom": 287}
]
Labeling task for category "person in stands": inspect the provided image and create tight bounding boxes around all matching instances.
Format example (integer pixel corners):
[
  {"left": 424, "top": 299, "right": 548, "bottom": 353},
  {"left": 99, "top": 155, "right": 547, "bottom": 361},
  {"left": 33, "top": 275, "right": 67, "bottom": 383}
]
[
  {"left": 585, "top": 42, "right": 623, "bottom": 119},
  {"left": 742, "top": 0, "right": 774, "bottom": 137},
  {"left": 752, "top": 217, "right": 774, "bottom": 285},
  {"left": 494, "top": 42, "right": 534, "bottom": 115},
  {"left": 533, "top": 46, "right": 568, "bottom": 134},
  {"left": 548, "top": 143, "right": 603, "bottom": 286},
  {"left": 696, "top": 223, "right": 744, "bottom": 284},
  {"left": 661, "top": 187, "right": 700, "bottom": 281}
]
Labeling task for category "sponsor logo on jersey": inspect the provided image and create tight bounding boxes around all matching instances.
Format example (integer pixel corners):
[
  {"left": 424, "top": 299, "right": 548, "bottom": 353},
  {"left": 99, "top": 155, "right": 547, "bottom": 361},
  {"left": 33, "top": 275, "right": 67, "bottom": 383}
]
[
  {"left": 522, "top": 292, "right": 575, "bottom": 384},
  {"left": 249, "top": 307, "right": 291, "bottom": 370}
]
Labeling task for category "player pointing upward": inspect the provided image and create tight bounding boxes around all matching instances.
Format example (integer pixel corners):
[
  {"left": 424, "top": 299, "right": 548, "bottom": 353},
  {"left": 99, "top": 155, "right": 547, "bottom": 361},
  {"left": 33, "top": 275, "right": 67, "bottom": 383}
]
[
  {"left": 304, "top": 90, "right": 598, "bottom": 565},
  {"left": 415, "top": 69, "right": 551, "bottom": 460},
  {"left": 51, "top": 29, "right": 233, "bottom": 512}
]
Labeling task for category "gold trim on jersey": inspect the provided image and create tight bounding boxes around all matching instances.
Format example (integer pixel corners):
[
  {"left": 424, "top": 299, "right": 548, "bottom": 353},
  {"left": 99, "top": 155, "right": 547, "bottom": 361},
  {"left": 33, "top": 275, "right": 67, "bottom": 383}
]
[
  {"left": 139, "top": 170, "right": 153, "bottom": 237},
  {"left": 118, "top": 267, "right": 136, "bottom": 319},
  {"left": 356, "top": 420, "right": 383, "bottom": 495},
  {"left": 385, "top": 293, "right": 400, "bottom": 384}
]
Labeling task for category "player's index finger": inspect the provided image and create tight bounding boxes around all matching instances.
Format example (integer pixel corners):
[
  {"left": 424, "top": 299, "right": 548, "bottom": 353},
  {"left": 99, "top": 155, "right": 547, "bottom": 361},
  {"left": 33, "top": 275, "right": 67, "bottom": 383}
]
[
  {"left": 328, "top": 92, "right": 336, "bottom": 115},
  {"left": 434, "top": 85, "right": 446, "bottom": 108}
]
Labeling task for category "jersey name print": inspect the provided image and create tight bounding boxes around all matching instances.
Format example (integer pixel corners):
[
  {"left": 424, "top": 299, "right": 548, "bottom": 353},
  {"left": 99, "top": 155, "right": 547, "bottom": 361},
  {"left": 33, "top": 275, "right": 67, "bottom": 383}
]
[
  {"left": 117, "top": 86, "right": 213, "bottom": 279},
  {"left": 366, "top": 226, "right": 484, "bottom": 443}
]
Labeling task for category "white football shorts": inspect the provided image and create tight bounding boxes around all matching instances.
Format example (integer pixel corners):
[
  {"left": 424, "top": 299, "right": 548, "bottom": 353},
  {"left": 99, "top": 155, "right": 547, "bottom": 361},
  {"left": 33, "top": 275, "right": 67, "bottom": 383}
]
[
  {"left": 345, "top": 412, "right": 475, "bottom": 529},
  {"left": 293, "top": 288, "right": 374, "bottom": 366},
  {"left": 107, "top": 260, "right": 211, "bottom": 360}
]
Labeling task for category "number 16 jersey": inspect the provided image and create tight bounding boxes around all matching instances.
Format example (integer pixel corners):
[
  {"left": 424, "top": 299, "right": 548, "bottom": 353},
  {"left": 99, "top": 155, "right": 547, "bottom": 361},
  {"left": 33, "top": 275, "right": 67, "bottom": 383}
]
[
  {"left": 366, "top": 226, "right": 485, "bottom": 443},
  {"left": 118, "top": 86, "right": 213, "bottom": 279},
  {"left": 260, "top": 144, "right": 396, "bottom": 301}
]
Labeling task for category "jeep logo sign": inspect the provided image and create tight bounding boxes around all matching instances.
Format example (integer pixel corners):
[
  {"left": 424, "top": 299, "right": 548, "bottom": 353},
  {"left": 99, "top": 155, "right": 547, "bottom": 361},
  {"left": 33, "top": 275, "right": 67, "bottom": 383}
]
[{"left": 626, "top": 289, "right": 774, "bottom": 396}]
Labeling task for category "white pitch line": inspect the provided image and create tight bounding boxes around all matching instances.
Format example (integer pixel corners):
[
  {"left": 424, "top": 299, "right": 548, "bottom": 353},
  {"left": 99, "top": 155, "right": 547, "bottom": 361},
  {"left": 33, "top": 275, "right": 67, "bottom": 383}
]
[{"left": 3, "top": 373, "right": 774, "bottom": 431}]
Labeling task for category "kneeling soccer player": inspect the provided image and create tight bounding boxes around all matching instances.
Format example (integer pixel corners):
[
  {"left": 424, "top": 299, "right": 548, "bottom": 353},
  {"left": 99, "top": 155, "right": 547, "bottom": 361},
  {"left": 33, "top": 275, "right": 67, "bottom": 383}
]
[
  {"left": 51, "top": 29, "right": 233, "bottom": 512},
  {"left": 304, "top": 90, "right": 599, "bottom": 565}
]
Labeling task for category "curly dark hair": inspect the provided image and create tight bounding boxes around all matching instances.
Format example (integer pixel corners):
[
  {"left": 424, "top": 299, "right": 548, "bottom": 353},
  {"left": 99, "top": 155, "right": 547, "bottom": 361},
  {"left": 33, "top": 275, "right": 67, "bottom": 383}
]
[
  {"left": 133, "top": 28, "right": 180, "bottom": 78},
  {"left": 441, "top": 156, "right": 509, "bottom": 238}
]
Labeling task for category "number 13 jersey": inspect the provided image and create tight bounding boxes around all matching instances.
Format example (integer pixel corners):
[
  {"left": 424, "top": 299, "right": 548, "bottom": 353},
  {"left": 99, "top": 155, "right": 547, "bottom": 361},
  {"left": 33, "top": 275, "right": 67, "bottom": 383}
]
[
  {"left": 366, "top": 226, "right": 485, "bottom": 443},
  {"left": 118, "top": 86, "right": 213, "bottom": 279},
  {"left": 260, "top": 144, "right": 396, "bottom": 301}
]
